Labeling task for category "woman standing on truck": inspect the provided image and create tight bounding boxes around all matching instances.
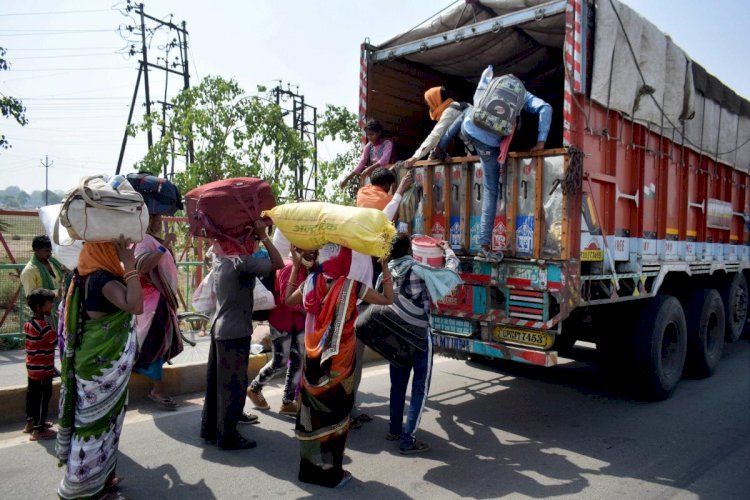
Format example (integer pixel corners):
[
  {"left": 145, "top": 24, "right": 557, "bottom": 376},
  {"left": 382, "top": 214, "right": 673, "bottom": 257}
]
[
  {"left": 285, "top": 245, "right": 394, "bottom": 488},
  {"left": 339, "top": 119, "right": 395, "bottom": 188}
]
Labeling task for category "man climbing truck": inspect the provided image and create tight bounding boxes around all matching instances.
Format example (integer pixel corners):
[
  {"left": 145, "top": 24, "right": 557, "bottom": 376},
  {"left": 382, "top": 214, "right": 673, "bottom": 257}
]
[{"left": 360, "top": 0, "right": 750, "bottom": 399}]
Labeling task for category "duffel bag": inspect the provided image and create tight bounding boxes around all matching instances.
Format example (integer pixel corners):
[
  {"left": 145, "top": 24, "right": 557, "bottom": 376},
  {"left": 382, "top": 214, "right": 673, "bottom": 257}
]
[
  {"left": 262, "top": 202, "right": 396, "bottom": 258},
  {"left": 126, "top": 172, "right": 184, "bottom": 216},
  {"left": 185, "top": 177, "right": 275, "bottom": 242},
  {"left": 56, "top": 175, "right": 149, "bottom": 244},
  {"left": 354, "top": 302, "right": 427, "bottom": 369}
]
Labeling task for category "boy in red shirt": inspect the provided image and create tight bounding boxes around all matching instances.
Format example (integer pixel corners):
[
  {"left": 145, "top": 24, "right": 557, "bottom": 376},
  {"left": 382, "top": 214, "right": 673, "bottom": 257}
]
[{"left": 23, "top": 288, "right": 57, "bottom": 441}]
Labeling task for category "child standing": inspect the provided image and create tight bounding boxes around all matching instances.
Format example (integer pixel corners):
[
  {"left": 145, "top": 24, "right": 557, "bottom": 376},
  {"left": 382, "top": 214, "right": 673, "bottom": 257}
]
[{"left": 24, "top": 288, "right": 58, "bottom": 441}]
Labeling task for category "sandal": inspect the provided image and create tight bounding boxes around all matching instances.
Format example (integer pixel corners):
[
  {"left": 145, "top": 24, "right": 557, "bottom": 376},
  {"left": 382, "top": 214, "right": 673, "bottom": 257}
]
[
  {"left": 105, "top": 474, "right": 124, "bottom": 490},
  {"left": 349, "top": 417, "right": 362, "bottom": 430},
  {"left": 148, "top": 393, "right": 178, "bottom": 411},
  {"left": 385, "top": 433, "right": 400, "bottom": 441},
  {"left": 354, "top": 413, "right": 372, "bottom": 423}
]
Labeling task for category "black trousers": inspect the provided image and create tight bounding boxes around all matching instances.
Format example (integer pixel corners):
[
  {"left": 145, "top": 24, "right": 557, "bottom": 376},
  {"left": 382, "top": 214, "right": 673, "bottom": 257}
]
[
  {"left": 200, "top": 335, "right": 251, "bottom": 446},
  {"left": 26, "top": 377, "right": 53, "bottom": 429}
]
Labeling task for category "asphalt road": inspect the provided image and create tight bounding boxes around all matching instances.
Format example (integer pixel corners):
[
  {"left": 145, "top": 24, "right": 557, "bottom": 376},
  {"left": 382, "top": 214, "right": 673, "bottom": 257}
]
[{"left": 1, "top": 341, "right": 748, "bottom": 499}]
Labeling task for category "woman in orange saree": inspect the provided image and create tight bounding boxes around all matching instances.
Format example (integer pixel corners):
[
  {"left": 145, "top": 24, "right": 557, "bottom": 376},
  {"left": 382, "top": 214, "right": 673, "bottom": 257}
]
[{"left": 285, "top": 245, "right": 393, "bottom": 488}]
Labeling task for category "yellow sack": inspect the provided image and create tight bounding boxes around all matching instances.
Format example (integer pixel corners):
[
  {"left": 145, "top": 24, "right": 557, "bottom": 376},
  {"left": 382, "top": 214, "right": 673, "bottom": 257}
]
[{"left": 262, "top": 202, "right": 396, "bottom": 258}]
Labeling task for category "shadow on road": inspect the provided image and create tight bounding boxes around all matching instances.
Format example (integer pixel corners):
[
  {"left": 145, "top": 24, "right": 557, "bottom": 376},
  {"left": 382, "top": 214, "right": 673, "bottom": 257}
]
[{"left": 349, "top": 340, "right": 749, "bottom": 499}]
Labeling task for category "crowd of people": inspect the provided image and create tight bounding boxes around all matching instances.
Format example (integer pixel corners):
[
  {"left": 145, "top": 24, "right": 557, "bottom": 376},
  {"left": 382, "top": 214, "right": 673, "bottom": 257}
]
[{"left": 17, "top": 65, "right": 550, "bottom": 498}]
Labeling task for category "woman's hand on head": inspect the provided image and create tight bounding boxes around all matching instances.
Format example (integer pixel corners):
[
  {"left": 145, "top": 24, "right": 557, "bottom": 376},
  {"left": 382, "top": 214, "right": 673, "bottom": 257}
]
[{"left": 114, "top": 235, "right": 135, "bottom": 269}]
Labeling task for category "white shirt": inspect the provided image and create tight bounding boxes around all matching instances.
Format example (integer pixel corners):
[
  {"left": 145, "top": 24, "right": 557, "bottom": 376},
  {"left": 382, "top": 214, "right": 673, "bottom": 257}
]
[{"left": 349, "top": 193, "right": 402, "bottom": 287}]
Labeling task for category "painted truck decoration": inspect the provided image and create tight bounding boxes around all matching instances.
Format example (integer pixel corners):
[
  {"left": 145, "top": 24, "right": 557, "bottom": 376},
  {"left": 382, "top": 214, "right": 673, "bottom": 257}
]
[{"left": 362, "top": 0, "right": 750, "bottom": 399}]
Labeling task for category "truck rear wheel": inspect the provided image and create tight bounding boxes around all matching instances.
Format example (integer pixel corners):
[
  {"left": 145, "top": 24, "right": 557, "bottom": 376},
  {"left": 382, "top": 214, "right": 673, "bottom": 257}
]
[
  {"left": 719, "top": 273, "right": 747, "bottom": 342},
  {"left": 633, "top": 296, "right": 687, "bottom": 400},
  {"left": 682, "top": 289, "right": 725, "bottom": 378}
]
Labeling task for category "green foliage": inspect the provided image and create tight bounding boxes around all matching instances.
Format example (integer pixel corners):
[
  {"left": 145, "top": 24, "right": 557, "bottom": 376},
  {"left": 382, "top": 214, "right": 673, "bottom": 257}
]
[
  {"left": 0, "top": 47, "right": 28, "bottom": 150},
  {"left": 129, "top": 76, "right": 362, "bottom": 204},
  {"left": 130, "top": 76, "right": 310, "bottom": 200},
  {"left": 316, "top": 104, "right": 362, "bottom": 205}
]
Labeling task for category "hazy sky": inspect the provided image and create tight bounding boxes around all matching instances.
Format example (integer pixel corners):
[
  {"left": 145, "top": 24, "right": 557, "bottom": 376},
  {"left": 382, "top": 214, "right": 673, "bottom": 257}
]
[{"left": 1, "top": 0, "right": 749, "bottom": 194}]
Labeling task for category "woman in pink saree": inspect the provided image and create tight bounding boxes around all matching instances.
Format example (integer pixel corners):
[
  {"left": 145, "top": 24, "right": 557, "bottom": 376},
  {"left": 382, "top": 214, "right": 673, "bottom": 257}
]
[{"left": 134, "top": 215, "right": 183, "bottom": 409}]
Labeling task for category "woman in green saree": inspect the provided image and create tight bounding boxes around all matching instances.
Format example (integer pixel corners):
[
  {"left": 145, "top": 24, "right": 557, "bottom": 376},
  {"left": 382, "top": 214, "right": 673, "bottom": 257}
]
[{"left": 56, "top": 237, "right": 143, "bottom": 500}]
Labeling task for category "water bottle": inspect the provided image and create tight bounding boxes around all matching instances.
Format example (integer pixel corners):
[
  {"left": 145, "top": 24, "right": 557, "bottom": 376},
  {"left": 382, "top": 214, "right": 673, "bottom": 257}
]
[{"left": 109, "top": 174, "right": 126, "bottom": 190}]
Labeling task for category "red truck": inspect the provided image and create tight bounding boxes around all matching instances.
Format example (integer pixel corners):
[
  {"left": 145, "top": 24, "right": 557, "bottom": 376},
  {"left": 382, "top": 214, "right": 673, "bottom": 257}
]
[{"left": 360, "top": 0, "right": 750, "bottom": 399}]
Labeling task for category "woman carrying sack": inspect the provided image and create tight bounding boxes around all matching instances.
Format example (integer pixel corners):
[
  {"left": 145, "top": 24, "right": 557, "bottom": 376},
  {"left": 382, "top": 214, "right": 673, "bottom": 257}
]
[
  {"left": 57, "top": 237, "right": 144, "bottom": 499},
  {"left": 133, "top": 215, "right": 184, "bottom": 410},
  {"left": 285, "top": 245, "right": 393, "bottom": 488}
]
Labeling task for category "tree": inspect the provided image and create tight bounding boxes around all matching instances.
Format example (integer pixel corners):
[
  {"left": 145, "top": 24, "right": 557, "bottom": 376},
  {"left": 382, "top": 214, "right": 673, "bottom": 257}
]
[
  {"left": 129, "top": 76, "right": 361, "bottom": 204},
  {"left": 316, "top": 104, "right": 362, "bottom": 205},
  {"left": 130, "top": 76, "right": 311, "bottom": 200},
  {"left": 0, "top": 48, "right": 28, "bottom": 150},
  {"left": 15, "top": 191, "right": 29, "bottom": 207}
]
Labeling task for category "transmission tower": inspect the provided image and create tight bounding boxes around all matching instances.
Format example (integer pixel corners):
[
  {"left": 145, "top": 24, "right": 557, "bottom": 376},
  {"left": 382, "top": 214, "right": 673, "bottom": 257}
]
[
  {"left": 273, "top": 83, "right": 318, "bottom": 201},
  {"left": 115, "top": 1, "right": 193, "bottom": 178}
]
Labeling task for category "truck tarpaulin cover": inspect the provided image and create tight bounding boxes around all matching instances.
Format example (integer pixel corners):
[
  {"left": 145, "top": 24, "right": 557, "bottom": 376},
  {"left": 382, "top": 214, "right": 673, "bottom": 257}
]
[
  {"left": 376, "top": 0, "right": 564, "bottom": 80},
  {"left": 375, "top": 0, "right": 750, "bottom": 171},
  {"left": 592, "top": 0, "right": 750, "bottom": 171}
]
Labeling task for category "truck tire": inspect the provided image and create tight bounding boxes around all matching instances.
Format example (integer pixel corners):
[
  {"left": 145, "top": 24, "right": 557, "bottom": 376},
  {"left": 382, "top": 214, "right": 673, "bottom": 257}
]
[
  {"left": 633, "top": 295, "right": 687, "bottom": 400},
  {"left": 682, "top": 289, "right": 725, "bottom": 378},
  {"left": 719, "top": 273, "right": 748, "bottom": 342}
]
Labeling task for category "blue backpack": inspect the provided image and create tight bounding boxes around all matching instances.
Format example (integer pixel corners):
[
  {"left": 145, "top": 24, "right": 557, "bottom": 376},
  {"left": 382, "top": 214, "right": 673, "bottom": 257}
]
[{"left": 126, "top": 172, "right": 184, "bottom": 216}]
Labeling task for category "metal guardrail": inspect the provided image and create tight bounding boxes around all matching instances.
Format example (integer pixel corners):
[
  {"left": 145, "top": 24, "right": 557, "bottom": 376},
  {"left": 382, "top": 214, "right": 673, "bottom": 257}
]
[{"left": 0, "top": 261, "right": 207, "bottom": 337}]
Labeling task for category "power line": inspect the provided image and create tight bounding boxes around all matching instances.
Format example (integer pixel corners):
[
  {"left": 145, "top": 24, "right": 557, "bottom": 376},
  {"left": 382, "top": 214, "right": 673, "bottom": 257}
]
[
  {"left": 3, "top": 46, "right": 123, "bottom": 51},
  {"left": 0, "top": 8, "right": 113, "bottom": 17},
  {"left": 0, "top": 29, "right": 116, "bottom": 36},
  {"left": 7, "top": 66, "right": 134, "bottom": 72},
  {"left": 10, "top": 52, "right": 122, "bottom": 60}
]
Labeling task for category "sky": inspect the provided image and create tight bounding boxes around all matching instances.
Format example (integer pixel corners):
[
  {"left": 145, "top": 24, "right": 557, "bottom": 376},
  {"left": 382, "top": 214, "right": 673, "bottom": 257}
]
[{"left": 1, "top": 0, "right": 749, "bottom": 194}]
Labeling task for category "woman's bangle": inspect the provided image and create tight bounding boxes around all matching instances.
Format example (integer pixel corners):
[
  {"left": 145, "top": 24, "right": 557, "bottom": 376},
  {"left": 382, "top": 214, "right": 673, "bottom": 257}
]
[
  {"left": 286, "top": 280, "right": 297, "bottom": 288},
  {"left": 125, "top": 274, "right": 139, "bottom": 283},
  {"left": 123, "top": 270, "right": 138, "bottom": 280}
]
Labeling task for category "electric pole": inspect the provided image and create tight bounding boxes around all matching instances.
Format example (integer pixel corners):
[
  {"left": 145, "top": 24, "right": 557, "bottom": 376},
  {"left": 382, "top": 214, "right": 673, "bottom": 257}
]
[
  {"left": 272, "top": 84, "right": 319, "bottom": 201},
  {"left": 116, "top": 1, "right": 193, "bottom": 176},
  {"left": 39, "top": 155, "right": 54, "bottom": 205}
]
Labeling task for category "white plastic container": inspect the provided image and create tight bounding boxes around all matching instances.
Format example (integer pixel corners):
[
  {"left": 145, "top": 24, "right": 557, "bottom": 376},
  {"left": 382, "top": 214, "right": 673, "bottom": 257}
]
[{"left": 412, "top": 235, "right": 445, "bottom": 267}]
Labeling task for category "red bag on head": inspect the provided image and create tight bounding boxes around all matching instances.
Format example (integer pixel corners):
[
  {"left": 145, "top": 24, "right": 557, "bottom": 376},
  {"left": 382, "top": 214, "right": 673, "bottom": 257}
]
[{"left": 185, "top": 177, "right": 276, "bottom": 244}]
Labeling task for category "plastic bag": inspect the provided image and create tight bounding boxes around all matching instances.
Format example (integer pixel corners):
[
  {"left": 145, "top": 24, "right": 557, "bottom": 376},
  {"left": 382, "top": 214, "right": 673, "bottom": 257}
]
[
  {"left": 192, "top": 270, "right": 216, "bottom": 314},
  {"left": 193, "top": 269, "right": 274, "bottom": 314},
  {"left": 37, "top": 204, "right": 83, "bottom": 270},
  {"left": 262, "top": 202, "right": 396, "bottom": 258},
  {"left": 253, "top": 278, "right": 275, "bottom": 311}
]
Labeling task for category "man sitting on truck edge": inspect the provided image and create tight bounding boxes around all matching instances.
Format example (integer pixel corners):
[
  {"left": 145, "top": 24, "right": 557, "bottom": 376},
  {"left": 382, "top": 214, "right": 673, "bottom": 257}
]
[{"left": 435, "top": 64, "right": 552, "bottom": 262}]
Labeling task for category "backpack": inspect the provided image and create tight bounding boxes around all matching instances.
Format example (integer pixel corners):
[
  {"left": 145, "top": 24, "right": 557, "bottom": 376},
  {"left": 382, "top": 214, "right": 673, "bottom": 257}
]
[
  {"left": 471, "top": 74, "right": 526, "bottom": 136},
  {"left": 185, "top": 177, "right": 276, "bottom": 244},
  {"left": 126, "top": 172, "right": 184, "bottom": 216}
]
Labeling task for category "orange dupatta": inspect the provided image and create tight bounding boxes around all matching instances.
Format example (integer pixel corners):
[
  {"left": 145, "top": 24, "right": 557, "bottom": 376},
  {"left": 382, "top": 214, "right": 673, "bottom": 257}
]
[{"left": 425, "top": 86, "right": 454, "bottom": 121}]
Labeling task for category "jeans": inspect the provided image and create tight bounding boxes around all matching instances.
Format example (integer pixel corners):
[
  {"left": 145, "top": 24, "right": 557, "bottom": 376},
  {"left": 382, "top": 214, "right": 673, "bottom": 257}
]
[
  {"left": 389, "top": 330, "right": 433, "bottom": 449},
  {"left": 438, "top": 108, "right": 469, "bottom": 151},
  {"left": 26, "top": 377, "right": 53, "bottom": 429},
  {"left": 250, "top": 326, "right": 304, "bottom": 404},
  {"left": 465, "top": 135, "right": 502, "bottom": 247}
]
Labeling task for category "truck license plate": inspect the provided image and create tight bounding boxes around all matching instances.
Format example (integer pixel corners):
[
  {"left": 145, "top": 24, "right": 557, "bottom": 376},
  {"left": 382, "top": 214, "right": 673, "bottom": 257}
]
[
  {"left": 433, "top": 334, "right": 472, "bottom": 353},
  {"left": 493, "top": 326, "right": 554, "bottom": 349}
]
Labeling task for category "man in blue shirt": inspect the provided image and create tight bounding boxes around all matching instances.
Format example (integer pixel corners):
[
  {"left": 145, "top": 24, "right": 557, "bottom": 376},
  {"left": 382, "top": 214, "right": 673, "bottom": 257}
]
[{"left": 435, "top": 65, "right": 552, "bottom": 261}]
